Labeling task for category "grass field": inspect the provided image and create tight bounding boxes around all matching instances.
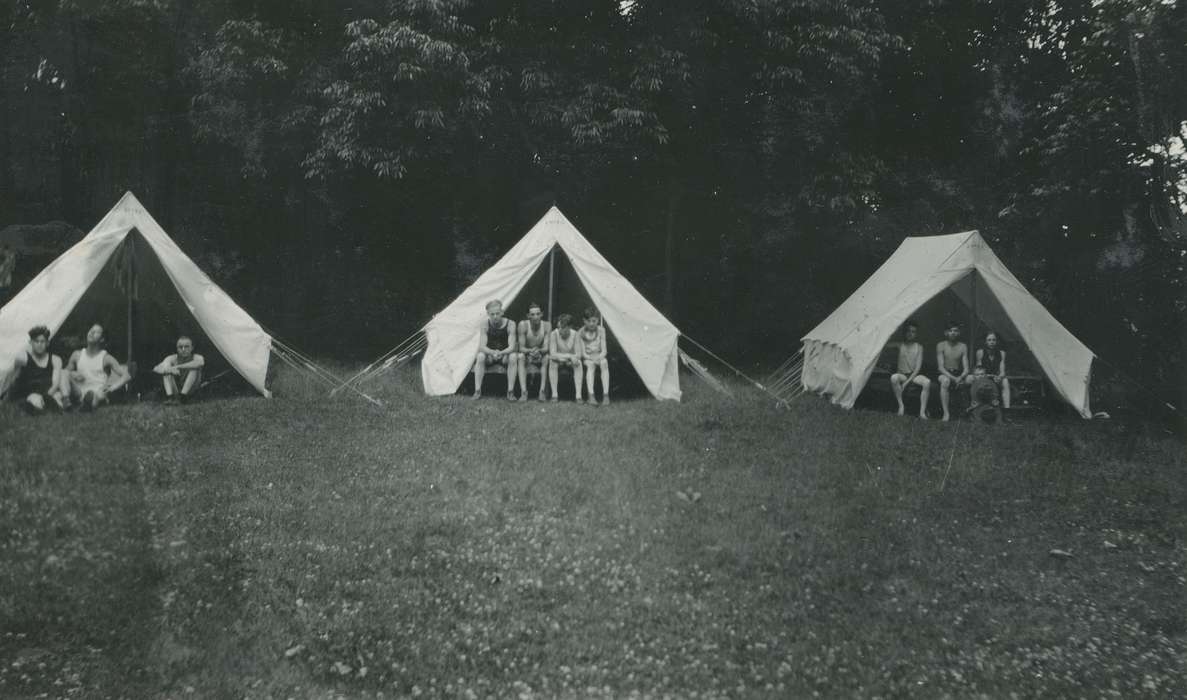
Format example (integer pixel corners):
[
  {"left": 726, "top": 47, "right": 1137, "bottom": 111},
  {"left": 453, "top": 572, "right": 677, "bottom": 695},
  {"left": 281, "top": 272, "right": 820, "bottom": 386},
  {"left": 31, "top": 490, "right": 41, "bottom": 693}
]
[{"left": 1, "top": 366, "right": 1184, "bottom": 698}]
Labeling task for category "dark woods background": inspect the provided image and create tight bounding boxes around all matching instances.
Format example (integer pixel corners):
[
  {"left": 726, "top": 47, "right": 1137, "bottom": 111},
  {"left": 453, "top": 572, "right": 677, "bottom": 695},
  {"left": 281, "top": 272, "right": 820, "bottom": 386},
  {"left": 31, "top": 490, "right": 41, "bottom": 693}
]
[{"left": 2, "top": 0, "right": 1185, "bottom": 404}]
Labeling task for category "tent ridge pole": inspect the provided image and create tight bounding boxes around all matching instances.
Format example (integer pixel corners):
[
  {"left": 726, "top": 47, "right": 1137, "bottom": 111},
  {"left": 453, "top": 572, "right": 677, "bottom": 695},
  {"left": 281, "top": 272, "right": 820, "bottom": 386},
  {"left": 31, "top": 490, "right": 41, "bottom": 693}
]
[{"left": 547, "top": 246, "right": 556, "bottom": 324}]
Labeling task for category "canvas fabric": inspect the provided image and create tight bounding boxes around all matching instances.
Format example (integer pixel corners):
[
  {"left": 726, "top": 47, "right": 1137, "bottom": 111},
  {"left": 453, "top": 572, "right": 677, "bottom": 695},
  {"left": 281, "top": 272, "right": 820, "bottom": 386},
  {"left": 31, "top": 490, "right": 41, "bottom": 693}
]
[
  {"left": 0, "top": 192, "right": 272, "bottom": 397},
  {"left": 801, "top": 231, "right": 1094, "bottom": 417},
  {"left": 422, "top": 207, "right": 681, "bottom": 400}
]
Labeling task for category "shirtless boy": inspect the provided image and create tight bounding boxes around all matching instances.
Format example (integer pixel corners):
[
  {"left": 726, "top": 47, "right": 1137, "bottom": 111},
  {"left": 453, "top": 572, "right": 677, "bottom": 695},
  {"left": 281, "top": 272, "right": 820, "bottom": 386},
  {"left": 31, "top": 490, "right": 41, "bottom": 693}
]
[
  {"left": 889, "top": 321, "right": 930, "bottom": 419},
  {"left": 516, "top": 302, "right": 551, "bottom": 401},
  {"left": 936, "top": 322, "right": 969, "bottom": 421}
]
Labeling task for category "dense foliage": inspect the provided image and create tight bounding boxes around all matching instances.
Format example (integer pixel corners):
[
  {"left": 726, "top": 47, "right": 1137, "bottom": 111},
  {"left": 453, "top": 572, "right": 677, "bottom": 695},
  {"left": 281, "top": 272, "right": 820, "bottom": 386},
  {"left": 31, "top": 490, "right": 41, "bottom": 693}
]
[{"left": 2, "top": 0, "right": 1184, "bottom": 403}]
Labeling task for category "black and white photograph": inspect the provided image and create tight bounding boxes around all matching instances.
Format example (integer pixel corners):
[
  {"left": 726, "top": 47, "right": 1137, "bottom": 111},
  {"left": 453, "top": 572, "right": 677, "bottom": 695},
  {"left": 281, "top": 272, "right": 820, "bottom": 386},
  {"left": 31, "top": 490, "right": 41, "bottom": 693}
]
[{"left": 1, "top": 0, "right": 1185, "bottom": 697}]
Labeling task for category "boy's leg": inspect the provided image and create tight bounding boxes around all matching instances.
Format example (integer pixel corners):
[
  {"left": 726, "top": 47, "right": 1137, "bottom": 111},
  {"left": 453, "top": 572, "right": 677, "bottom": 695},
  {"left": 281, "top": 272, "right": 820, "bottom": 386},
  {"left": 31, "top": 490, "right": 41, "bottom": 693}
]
[
  {"left": 890, "top": 373, "right": 906, "bottom": 415},
  {"left": 163, "top": 373, "right": 177, "bottom": 397},
  {"left": 506, "top": 354, "right": 518, "bottom": 400},
  {"left": 514, "top": 353, "right": 526, "bottom": 399},
  {"left": 472, "top": 352, "right": 486, "bottom": 398},
  {"left": 1000, "top": 377, "right": 1011, "bottom": 409},
  {"left": 548, "top": 360, "right": 560, "bottom": 401},
  {"left": 538, "top": 355, "right": 549, "bottom": 400},
  {"left": 583, "top": 360, "right": 596, "bottom": 400},
  {"left": 598, "top": 359, "right": 610, "bottom": 404},
  {"left": 913, "top": 375, "right": 931, "bottom": 418},
  {"left": 24, "top": 393, "right": 45, "bottom": 414},
  {"left": 573, "top": 360, "right": 584, "bottom": 402},
  {"left": 939, "top": 375, "right": 952, "bottom": 421}
]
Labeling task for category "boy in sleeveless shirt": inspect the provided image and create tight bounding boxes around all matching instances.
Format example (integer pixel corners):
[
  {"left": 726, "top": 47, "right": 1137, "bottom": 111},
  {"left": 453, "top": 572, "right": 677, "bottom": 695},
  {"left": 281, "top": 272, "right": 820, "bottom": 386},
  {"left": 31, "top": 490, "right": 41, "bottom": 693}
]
[
  {"left": 548, "top": 313, "right": 583, "bottom": 401},
  {"left": 579, "top": 307, "right": 610, "bottom": 406},
  {"left": 11, "top": 325, "right": 66, "bottom": 413},
  {"left": 889, "top": 321, "right": 930, "bottom": 418},
  {"left": 516, "top": 302, "right": 551, "bottom": 401},
  {"left": 472, "top": 300, "right": 518, "bottom": 400},
  {"left": 65, "top": 323, "right": 130, "bottom": 411}
]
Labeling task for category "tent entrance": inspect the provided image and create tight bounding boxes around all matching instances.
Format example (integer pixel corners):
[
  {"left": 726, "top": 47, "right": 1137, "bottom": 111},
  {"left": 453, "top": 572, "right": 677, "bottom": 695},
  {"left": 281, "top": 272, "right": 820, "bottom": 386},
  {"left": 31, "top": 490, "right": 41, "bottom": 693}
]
[
  {"left": 479, "top": 244, "right": 650, "bottom": 399},
  {"left": 862, "top": 269, "right": 1043, "bottom": 397},
  {"left": 52, "top": 229, "right": 253, "bottom": 397}
]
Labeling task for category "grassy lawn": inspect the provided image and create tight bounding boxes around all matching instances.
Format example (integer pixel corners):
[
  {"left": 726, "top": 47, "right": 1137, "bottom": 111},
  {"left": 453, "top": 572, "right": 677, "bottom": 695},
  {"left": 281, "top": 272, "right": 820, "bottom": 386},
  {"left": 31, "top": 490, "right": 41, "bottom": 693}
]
[{"left": 1, "top": 366, "right": 1184, "bottom": 698}]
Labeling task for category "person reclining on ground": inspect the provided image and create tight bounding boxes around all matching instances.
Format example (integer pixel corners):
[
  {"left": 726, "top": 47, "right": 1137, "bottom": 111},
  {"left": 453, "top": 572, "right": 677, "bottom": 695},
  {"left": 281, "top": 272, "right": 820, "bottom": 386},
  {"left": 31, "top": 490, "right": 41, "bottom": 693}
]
[
  {"left": 65, "top": 323, "right": 130, "bottom": 412},
  {"left": 579, "top": 307, "right": 610, "bottom": 406},
  {"left": 889, "top": 320, "right": 930, "bottom": 419},
  {"left": 515, "top": 302, "right": 551, "bottom": 401},
  {"left": 11, "top": 325, "right": 67, "bottom": 414},
  {"left": 472, "top": 299, "right": 518, "bottom": 400},
  {"left": 936, "top": 321, "right": 969, "bottom": 422},
  {"left": 547, "top": 313, "right": 583, "bottom": 402},
  {"left": 153, "top": 335, "right": 205, "bottom": 405},
  {"left": 971, "top": 331, "right": 1011, "bottom": 409}
]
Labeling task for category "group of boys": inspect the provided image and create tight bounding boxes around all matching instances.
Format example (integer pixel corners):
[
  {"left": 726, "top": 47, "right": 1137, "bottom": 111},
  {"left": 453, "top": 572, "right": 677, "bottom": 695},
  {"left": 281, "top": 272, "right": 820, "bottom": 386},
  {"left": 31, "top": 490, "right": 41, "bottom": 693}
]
[
  {"left": 889, "top": 321, "right": 1011, "bottom": 421},
  {"left": 9, "top": 323, "right": 205, "bottom": 414},
  {"left": 473, "top": 300, "right": 611, "bottom": 405}
]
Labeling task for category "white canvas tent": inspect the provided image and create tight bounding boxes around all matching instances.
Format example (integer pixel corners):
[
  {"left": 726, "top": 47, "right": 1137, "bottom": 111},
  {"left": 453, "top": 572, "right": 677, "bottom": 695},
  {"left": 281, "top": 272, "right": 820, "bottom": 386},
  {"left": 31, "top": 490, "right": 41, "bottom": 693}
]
[
  {"left": 799, "top": 230, "right": 1096, "bottom": 418},
  {"left": 0, "top": 192, "right": 273, "bottom": 397},
  {"left": 419, "top": 207, "right": 682, "bottom": 400}
]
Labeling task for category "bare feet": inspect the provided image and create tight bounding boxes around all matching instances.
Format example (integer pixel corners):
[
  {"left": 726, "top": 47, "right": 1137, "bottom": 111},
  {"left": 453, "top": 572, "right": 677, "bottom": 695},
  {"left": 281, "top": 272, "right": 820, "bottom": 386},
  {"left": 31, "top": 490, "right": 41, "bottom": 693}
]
[
  {"left": 897, "top": 405, "right": 905, "bottom": 416},
  {"left": 942, "top": 413, "right": 951, "bottom": 422},
  {"left": 470, "top": 392, "right": 481, "bottom": 400},
  {"left": 919, "top": 412, "right": 929, "bottom": 420},
  {"left": 538, "top": 394, "right": 546, "bottom": 402},
  {"left": 601, "top": 397, "right": 611, "bottom": 406},
  {"left": 518, "top": 394, "right": 528, "bottom": 402}
]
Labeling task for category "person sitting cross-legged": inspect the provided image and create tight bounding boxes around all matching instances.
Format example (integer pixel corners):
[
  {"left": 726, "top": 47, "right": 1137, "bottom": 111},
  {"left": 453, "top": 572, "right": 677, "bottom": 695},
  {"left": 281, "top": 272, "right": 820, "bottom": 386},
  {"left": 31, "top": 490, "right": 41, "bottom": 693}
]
[
  {"left": 547, "top": 313, "right": 583, "bottom": 402},
  {"left": 472, "top": 299, "right": 518, "bottom": 400},
  {"left": 936, "top": 321, "right": 970, "bottom": 422},
  {"left": 154, "top": 335, "right": 205, "bottom": 405},
  {"left": 65, "top": 323, "right": 130, "bottom": 412},
  {"left": 888, "top": 320, "right": 930, "bottom": 419},
  {"left": 579, "top": 307, "right": 610, "bottom": 406},
  {"left": 515, "top": 302, "right": 551, "bottom": 401},
  {"left": 11, "top": 325, "right": 67, "bottom": 414}
]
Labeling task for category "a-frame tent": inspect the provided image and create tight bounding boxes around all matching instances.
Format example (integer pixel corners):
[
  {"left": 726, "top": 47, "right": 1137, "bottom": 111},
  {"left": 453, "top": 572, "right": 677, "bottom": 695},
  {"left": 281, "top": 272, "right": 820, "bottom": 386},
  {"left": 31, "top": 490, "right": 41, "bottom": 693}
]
[
  {"left": 420, "top": 207, "right": 682, "bottom": 400},
  {"left": 0, "top": 192, "right": 273, "bottom": 398},
  {"left": 799, "top": 230, "right": 1096, "bottom": 418}
]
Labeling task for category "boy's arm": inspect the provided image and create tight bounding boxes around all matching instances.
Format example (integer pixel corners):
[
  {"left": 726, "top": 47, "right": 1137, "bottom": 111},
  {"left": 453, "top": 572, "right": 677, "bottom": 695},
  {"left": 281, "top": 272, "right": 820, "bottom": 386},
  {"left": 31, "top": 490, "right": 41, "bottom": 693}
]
[
  {"left": 50, "top": 355, "right": 62, "bottom": 391},
  {"left": 153, "top": 355, "right": 174, "bottom": 374},
  {"left": 66, "top": 351, "right": 80, "bottom": 373},
  {"left": 176, "top": 354, "right": 205, "bottom": 371},
  {"left": 959, "top": 345, "right": 970, "bottom": 379},
  {"left": 935, "top": 344, "right": 951, "bottom": 379},
  {"left": 997, "top": 351, "right": 1006, "bottom": 378},
  {"left": 595, "top": 328, "right": 608, "bottom": 361},
  {"left": 105, "top": 355, "right": 130, "bottom": 391},
  {"left": 908, "top": 346, "right": 922, "bottom": 382},
  {"left": 478, "top": 325, "right": 494, "bottom": 356},
  {"left": 517, "top": 321, "right": 528, "bottom": 353}
]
